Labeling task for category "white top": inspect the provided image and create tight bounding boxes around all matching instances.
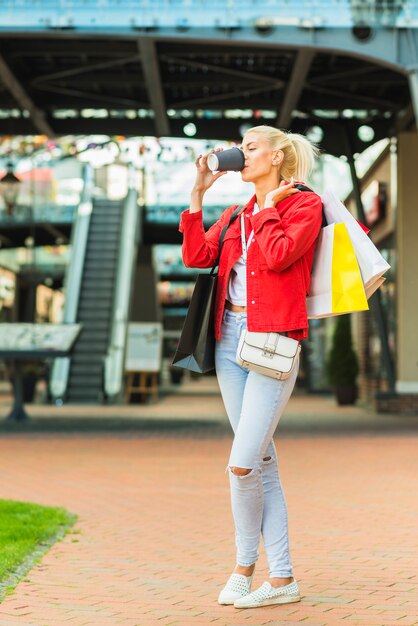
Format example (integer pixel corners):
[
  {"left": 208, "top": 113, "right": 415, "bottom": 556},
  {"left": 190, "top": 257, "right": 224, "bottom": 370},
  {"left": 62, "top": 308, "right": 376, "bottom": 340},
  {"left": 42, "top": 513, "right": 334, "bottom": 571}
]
[{"left": 226, "top": 203, "right": 260, "bottom": 306}]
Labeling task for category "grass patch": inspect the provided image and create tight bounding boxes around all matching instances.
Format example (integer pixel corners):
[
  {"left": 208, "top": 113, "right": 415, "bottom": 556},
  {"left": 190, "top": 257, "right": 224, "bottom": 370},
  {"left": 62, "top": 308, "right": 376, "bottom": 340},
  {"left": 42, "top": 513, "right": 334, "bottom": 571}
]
[{"left": 0, "top": 499, "right": 77, "bottom": 599}]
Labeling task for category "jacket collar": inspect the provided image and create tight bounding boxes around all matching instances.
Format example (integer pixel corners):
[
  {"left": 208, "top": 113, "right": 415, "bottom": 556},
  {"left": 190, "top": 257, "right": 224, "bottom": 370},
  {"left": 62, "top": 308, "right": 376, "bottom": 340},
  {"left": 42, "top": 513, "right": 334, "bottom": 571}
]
[{"left": 242, "top": 194, "right": 257, "bottom": 214}]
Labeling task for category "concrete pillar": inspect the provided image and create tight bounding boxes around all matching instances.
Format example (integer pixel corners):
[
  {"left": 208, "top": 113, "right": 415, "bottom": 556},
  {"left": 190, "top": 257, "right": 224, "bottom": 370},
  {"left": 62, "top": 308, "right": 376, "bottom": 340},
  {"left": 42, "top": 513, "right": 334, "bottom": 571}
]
[{"left": 396, "top": 132, "right": 418, "bottom": 393}]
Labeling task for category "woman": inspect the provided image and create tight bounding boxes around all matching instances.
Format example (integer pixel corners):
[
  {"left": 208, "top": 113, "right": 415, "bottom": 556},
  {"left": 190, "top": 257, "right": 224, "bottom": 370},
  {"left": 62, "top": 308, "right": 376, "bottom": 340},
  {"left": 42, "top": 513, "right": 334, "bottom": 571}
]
[{"left": 179, "top": 125, "right": 323, "bottom": 609}]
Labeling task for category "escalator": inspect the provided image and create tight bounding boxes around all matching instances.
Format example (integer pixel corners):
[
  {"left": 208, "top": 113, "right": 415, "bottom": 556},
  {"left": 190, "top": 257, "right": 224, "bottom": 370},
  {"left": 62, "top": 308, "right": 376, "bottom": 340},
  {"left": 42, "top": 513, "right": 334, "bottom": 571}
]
[
  {"left": 50, "top": 164, "right": 140, "bottom": 405},
  {"left": 66, "top": 199, "right": 123, "bottom": 403}
]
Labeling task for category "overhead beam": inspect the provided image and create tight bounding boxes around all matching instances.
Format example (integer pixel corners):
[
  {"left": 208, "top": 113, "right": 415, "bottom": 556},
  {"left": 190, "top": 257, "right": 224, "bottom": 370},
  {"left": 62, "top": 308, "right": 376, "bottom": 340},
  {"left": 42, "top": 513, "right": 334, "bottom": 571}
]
[
  {"left": 137, "top": 39, "right": 170, "bottom": 137},
  {"left": 174, "top": 83, "right": 283, "bottom": 109},
  {"left": 305, "top": 81, "right": 399, "bottom": 110},
  {"left": 277, "top": 49, "right": 314, "bottom": 128},
  {"left": 35, "top": 83, "right": 145, "bottom": 108},
  {"left": 0, "top": 25, "right": 411, "bottom": 73},
  {"left": 31, "top": 54, "right": 140, "bottom": 86},
  {"left": 0, "top": 53, "right": 54, "bottom": 136},
  {"left": 160, "top": 54, "right": 283, "bottom": 86}
]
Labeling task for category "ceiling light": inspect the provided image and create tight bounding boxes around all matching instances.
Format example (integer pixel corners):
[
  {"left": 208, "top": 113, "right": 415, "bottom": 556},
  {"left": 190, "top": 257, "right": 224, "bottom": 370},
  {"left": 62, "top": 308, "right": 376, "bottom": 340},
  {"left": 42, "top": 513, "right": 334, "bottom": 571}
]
[{"left": 183, "top": 123, "right": 197, "bottom": 137}]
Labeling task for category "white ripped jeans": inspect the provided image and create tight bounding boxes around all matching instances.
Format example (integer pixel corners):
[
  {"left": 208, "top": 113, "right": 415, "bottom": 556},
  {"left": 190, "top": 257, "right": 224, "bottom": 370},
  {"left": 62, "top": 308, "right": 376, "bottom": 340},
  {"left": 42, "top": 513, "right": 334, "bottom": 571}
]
[{"left": 215, "top": 309, "right": 299, "bottom": 578}]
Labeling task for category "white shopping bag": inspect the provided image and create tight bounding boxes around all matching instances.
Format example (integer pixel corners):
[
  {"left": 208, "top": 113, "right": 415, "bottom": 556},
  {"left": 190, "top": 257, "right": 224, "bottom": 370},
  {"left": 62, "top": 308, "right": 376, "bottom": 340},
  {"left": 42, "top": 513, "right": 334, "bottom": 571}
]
[
  {"left": 321, "top": 189, "right": 390, "bottom": 290},
  {"left": 365, "top": 276, "right": 385, "bottom": 300},
  {"left": 306, "top": 222, "right": 369, "bottom": 319}
]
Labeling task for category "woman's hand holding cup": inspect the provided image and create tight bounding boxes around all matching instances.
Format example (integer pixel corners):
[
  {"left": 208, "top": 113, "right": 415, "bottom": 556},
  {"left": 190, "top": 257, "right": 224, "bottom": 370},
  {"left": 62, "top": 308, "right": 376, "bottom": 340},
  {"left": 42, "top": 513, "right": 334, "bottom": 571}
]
[{"left": 192, "top": 149, "right": 227, "bottom": 194}]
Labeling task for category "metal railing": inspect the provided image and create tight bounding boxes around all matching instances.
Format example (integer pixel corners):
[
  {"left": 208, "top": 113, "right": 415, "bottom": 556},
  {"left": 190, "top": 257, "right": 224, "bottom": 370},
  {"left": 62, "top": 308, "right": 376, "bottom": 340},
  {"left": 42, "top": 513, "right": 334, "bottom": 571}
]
[
  {"left": 0, "top": 202, "right": 224, "bottom": 227},
  {"left": 0, "top": 203, "right": 76, "bottom": 225},
  {"left": 104, "top": 166, "right": 140, "bottom": 400},
  {"left": 48, "top": 162, "right": 93, "bottom": 402},
  {"left": 145, "top": 204, "right": 224, "bottom": 225},
  {"left": 0, "top": 1, "right": 416, "bottom": 29}
]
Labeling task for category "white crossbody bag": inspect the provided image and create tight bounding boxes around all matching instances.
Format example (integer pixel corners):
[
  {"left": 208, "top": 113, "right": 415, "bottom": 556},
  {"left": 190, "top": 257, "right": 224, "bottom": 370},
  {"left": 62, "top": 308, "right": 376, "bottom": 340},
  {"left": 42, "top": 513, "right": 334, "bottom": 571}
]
[{"left": 235, "top": 212, "right": 301, "bottom": 380}]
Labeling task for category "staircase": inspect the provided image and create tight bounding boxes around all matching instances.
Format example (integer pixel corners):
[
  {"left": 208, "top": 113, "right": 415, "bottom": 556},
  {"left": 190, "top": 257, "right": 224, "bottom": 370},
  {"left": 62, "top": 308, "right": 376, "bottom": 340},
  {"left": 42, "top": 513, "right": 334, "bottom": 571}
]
[{"left": 66, "top": 199, "right": 123, "bottom": 403}]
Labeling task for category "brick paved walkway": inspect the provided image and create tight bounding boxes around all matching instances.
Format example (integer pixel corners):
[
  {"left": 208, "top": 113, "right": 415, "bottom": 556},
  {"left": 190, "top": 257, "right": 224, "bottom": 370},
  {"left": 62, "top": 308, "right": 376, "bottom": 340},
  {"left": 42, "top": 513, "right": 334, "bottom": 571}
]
[{"left": 0, "top": 392, "right": 417, "bottom": 625}]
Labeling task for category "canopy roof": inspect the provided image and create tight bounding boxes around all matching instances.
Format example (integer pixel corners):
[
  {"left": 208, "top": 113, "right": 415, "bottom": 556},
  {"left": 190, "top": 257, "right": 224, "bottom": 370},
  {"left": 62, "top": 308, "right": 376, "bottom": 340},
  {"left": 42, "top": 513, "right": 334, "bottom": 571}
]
[{"left": 0, "top": 30, "right": 415, "bottom": 155}]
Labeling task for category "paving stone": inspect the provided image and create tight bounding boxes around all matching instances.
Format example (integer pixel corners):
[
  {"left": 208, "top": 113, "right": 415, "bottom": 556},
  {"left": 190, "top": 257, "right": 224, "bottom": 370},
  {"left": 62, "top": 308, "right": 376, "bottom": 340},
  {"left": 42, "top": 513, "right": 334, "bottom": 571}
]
[{"left": 0, "top": 391, "right": 417, "bottom": 625}]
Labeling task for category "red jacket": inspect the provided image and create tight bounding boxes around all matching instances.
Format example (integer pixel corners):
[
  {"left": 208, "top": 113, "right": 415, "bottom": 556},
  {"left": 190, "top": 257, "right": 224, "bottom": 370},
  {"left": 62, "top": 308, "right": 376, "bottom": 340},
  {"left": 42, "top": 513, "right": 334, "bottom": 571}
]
[{"left": 179, "top": 187, "right": 323, "bottom": 341}]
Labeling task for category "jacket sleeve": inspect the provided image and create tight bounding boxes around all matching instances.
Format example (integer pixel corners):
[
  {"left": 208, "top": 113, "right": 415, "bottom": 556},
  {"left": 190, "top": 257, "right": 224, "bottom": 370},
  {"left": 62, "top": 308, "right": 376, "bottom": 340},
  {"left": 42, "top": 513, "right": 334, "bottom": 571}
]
[
  {"left": 178, "top": 205, "right": 238, "bottom": 268},
  {"left": 249, "top": 192, "right": 323, "bottom": 272}
]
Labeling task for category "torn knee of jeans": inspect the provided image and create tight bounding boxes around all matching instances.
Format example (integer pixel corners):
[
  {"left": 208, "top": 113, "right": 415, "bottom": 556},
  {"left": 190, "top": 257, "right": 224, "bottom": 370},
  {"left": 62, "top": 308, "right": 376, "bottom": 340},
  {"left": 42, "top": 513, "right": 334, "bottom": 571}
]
[{"left": 228, "top": 466, "right": 254, "bottom": 478}]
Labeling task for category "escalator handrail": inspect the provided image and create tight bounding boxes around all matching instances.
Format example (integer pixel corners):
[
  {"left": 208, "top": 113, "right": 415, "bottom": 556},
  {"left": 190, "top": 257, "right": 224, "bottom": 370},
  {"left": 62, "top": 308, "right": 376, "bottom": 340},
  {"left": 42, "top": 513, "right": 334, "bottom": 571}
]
[
  {"left": 49, "top": 163, "right": 94, "bottom": 401},
  {"left": 104, "top": 167, "right": 140, "bottom": 398}
]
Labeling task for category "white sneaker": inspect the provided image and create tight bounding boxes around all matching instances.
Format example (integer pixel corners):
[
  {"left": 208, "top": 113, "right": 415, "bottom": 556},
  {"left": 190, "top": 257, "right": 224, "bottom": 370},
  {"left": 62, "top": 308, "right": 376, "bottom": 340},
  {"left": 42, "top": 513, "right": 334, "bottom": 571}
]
[
  {"left": 234, "top": 579, "right": 301, "bottom": 609},
  {"left": 218, "top": 572, "right": 254, "bottom": 605}
]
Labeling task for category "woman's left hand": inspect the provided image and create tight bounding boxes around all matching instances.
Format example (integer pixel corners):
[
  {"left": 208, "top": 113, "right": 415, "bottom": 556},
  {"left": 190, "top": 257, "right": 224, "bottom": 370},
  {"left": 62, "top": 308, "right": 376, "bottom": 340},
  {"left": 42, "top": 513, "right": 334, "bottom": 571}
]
[{"left": 264, "top": 177, "right": 300, "bottom": 209}]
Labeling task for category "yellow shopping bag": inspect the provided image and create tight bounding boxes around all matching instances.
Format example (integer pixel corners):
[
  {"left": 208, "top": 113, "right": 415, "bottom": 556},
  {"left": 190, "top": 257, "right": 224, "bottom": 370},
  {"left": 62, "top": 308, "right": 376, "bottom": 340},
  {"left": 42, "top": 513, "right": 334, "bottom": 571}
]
[
  {"left": 332, "top": 222, "right": 369, "bottom": 313},
  {"left": 307, "top": 222, "right": 369, "bottom": 319}
]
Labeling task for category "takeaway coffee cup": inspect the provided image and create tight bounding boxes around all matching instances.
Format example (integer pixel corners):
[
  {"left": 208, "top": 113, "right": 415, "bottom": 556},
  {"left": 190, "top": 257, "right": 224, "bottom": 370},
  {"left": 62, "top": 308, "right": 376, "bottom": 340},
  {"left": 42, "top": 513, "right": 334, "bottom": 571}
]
[{"left": 207, "top": 147, "right": 245, "bottom": 172}]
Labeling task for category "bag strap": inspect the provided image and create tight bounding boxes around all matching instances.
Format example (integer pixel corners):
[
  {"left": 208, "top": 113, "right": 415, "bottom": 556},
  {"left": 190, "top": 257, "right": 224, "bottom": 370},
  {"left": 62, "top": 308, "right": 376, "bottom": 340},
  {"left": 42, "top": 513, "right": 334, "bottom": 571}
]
[
  {"left": 294, "top": 183, "right": 313, "bottom": 193},
  {"left": 294, "top": 183, "right": 327, "bottom": 228},
  {"left": 210, "top": 205, "right": 243, "bottom": 275}
]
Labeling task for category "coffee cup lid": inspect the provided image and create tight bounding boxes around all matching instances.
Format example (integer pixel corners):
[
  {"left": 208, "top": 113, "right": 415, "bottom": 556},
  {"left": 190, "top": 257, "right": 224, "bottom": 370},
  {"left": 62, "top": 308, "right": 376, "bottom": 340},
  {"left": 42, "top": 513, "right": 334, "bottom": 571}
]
[{"left": 207, "top": 153, "right": 219, "bottom": 171}]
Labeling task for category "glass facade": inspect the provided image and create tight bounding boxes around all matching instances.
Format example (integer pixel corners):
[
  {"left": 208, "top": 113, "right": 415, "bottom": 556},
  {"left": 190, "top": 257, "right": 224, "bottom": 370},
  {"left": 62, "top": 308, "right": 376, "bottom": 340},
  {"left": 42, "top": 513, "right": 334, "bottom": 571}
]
[{"left": 361, "top": 239, "right": 396, "bottom": 389}]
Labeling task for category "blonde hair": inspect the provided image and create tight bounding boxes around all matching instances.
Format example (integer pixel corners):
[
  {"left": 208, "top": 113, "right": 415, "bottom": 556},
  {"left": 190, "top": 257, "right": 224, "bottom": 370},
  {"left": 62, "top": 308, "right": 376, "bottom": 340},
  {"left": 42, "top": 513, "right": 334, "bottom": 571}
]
[{"left": 243, "top": 125, "right": 320, "bottom": 182}]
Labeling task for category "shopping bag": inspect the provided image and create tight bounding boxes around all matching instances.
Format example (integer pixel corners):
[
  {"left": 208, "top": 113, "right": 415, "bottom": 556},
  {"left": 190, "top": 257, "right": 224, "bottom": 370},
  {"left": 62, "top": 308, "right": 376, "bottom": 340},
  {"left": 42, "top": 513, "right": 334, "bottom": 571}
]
[
  {"left": 307, "top": 222, "right": 369, "bottom": 319},
  {"left": 171, "top": 273, "right": 217, "bottom": 373},
  {"left": 172, "top": 204, "right": 242, "bottom": 374},
  {"left": 365, "top": 276, "right": 385, "bottom": 300},
  {"left": 321, "top": 189, "right": 390, "bottom": 290}
]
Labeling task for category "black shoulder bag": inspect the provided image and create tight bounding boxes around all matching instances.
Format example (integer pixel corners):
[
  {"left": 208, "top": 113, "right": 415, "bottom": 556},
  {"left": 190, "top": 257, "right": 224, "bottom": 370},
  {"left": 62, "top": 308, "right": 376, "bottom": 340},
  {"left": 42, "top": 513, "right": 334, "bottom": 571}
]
[{"left": 172, "top": 206, "right": 242, "bottom": 373}]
